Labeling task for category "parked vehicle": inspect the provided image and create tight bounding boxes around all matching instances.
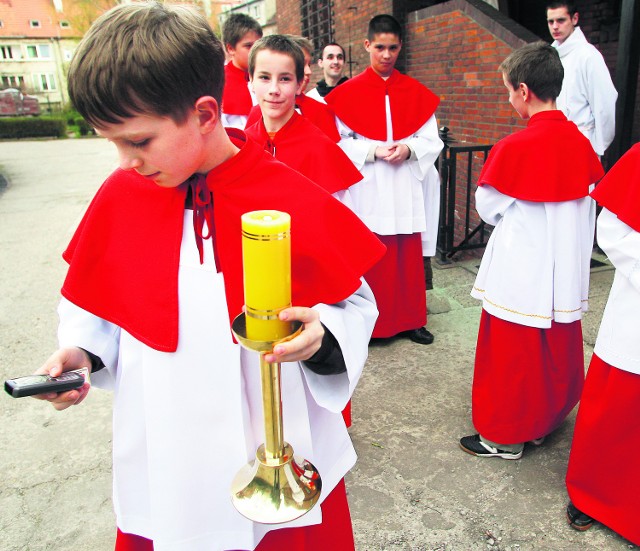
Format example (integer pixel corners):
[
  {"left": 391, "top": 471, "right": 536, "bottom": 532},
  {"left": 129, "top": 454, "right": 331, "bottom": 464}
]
[{"left": 0, "top": 88, "right": 41, "bottom": 116}]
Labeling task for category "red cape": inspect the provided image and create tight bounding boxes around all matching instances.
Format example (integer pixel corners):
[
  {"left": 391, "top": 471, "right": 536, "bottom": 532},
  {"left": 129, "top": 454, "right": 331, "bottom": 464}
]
[
  {"left": 325, "top": 67, "right": 439, "bottom": 141},
  {"left": 244, "top": 111, "right": 362, "bottom": 194},
  {"left": 222, "top": 63, "right": 252, "bottom": 116},
  {"left": 61, "top": 130, "right": 385, "bottom": 352},
  {"left": 245, "top": 95, "right": 340, "bottom": 143},
  {"left": 477, "top": 111, "right": 604, "bottom": 201},
  {"left": 591, "top": 143, "right": 640, "bottom": 232}
]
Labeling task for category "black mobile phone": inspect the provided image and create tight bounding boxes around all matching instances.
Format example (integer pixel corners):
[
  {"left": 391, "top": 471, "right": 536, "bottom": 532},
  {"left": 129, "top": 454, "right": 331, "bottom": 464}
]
[{"left": 4, "top": 370, "right": 86, "bottom": 398}]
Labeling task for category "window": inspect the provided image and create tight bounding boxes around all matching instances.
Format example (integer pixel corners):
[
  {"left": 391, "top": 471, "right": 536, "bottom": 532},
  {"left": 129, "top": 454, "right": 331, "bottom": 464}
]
[
  {"left": 30, "top": 20, "right": 41, "bottom": 28},
  {"left": 1, "top": 75, "right": 25, "bottom": 88},
  {"left": 60, "top": 20, "right": 70, "bottom": 29},
  {"left": 26, "top": 44, "right": 51, "bottom": 59},
  {"left": 1, "top": 45, "right": 14, "bottom": 59},
  {"left": 2, "top": 45, "right": 22, "bottom": 60},
  {"left": 33, "top": 73, "right": 57, "bottom": 91},
  {"left": 300, "top": 0, "right": 333, "bottom": 56}
]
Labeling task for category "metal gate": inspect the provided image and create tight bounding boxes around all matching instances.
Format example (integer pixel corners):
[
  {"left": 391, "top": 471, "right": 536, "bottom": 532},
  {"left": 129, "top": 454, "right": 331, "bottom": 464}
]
[{"left": 436, "top": 127, "right": 493, "bottom": 262}]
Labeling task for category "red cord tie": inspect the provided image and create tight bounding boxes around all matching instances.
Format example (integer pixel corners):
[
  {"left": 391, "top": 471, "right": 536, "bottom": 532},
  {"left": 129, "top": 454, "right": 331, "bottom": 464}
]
[{"left": 189, "top": 175, "right": 221, "bottom": 271}]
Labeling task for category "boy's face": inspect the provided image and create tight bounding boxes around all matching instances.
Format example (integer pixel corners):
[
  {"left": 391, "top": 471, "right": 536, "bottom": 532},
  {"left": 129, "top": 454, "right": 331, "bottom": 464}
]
[
  {"left": 96, "top": 112, "right": 210, "bottom": 188},
  {"left": 547, "top": 7, "right": 578, "bottom": 44},
  {"left": 227, "top": 30, "right": 261, "bottom": 72},
  {"left": 365, "top": 33, "right": 401, "bottom": 78},
  {"left": 503, "top": 73, "right": 529, "bottom": 120},
  {"left": 251, "top": 50, "right": 303, "bottom": 130},
  {"left": 319, "top": 45, "right": 345, "bottom": 80}
]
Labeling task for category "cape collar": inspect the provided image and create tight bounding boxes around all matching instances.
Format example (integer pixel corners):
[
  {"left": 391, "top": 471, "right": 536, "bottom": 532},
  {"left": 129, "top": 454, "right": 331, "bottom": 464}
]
[
  {"left": 591, "top": 143, "right": 640, "bottom": 233},
  {"left": 477, "top": 109, "right": 603, "bottom": 202},
  {"left": 325, "top": 66, "right": 439, "bottom": 141}
]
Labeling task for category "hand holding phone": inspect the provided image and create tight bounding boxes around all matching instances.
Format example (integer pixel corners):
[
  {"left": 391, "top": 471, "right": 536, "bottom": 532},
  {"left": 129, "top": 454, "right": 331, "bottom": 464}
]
[{"left": 5, "top": 368, "right": 89, "bottom": 398}]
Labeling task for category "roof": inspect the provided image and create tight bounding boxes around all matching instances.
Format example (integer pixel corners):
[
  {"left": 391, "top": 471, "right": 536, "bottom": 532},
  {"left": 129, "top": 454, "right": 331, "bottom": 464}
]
[{"left": 0, "top": 0, "right": 82, "bottom": 39}]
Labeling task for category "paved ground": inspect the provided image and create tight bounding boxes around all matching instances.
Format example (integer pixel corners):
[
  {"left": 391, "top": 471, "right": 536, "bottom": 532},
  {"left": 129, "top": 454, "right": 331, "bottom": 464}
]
[{"left": 0, "top": 138, "right": 636, "bottom": 551}]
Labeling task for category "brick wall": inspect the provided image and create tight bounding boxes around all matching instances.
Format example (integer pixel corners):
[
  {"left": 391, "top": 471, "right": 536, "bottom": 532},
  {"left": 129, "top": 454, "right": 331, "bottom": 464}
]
[{"left": 276, "top": 0, "right": 394, "bottom": 87}]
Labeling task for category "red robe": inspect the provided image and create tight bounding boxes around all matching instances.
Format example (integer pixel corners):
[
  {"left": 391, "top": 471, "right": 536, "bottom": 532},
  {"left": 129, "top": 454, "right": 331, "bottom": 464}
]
[
  {"left": 222, "top": 63, "right": 252, "bottom": 116},
  {"left": 245, "top": 95, "right": 341, "bottom": 143},
  {"left": 244, "top": 111, "right": 362, "bottom": 194},
  {"left": 565, "top": 143, "right": 640, "bottom": 546},
  {"left": 325, "top": 67, "right": 439, "bottom": 141},
  {"left": 472, "top": 111, "right": 603, "bottom": 445},
  {"left": 115, "top": 479, "right": 355, "bottom": 551},
  {"left": 61, "top": 130, "right": 385, "bottom": 353}
]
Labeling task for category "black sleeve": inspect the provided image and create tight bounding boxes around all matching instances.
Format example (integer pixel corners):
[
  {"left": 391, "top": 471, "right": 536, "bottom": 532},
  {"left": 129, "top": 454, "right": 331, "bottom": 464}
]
[
  {"left": 78, "top": 347, "right": 105, "bottom": 373},
  {"left": 303, "top": 324, "right": 347, "bottom": 375}
]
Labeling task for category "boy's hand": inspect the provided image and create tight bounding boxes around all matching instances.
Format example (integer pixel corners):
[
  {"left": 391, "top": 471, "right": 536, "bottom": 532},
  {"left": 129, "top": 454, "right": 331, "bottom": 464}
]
[
  {"left": 380, "top": 143, "right": 410, "bottom": 165},
  {"left": 374, "top": 145, "right": 396, "bottom": 160},
  {"left": 263, "top": 307, "right": 323, "bottom": 364},
  {"left": 33, "top": 347, "right": 92, "bottom": 410}
]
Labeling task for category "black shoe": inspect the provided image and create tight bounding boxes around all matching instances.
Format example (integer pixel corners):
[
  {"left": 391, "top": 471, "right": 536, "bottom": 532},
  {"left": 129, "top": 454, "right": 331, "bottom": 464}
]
[
  {"left": 459, "top": 434, "right": 523, "bottom": 460},
  {"left": 403, "top": 327, "right": 434, "bottom": 345},
  {"left": 567, "top": 502, "right": 594, "bottom": 531}
]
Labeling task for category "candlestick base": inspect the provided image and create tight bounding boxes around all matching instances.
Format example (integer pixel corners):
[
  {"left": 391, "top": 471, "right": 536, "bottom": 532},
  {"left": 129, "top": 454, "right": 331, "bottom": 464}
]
[{"left": 231, "top": 443, "right": 321, "bottom": 524}]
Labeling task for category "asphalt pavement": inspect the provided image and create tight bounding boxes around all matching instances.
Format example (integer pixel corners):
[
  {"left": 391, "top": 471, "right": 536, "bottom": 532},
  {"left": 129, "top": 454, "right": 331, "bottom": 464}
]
[{"left": 0, "top": 138, "right": 635, "bottom": 551}]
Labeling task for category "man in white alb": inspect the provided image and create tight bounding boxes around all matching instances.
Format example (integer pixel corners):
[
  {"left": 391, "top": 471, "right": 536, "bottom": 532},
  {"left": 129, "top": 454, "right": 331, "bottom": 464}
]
[
  {"left": 546, "top": 1, "right": 617, "bottom": 156},
  {"left": 306, "top": 42, "right": 349, "bottom": 104}
]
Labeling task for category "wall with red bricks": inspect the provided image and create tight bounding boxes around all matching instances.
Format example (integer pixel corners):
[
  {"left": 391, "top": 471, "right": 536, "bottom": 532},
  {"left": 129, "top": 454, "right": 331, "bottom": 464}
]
[
  {"left": 276, "top": 0, "right": 395, "bottom": 86},
  {"left": 405, "top": 1, "right": 540, "bottom": 254},
  {"left": 406, "top": 2, "right": 540, "bottom": 145}
]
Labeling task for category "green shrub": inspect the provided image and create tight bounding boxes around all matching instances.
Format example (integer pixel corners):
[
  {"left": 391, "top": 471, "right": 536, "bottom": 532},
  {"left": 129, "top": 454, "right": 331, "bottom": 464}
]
[{"left": 0, "top": 117, "right": 67, "bottom": 139}]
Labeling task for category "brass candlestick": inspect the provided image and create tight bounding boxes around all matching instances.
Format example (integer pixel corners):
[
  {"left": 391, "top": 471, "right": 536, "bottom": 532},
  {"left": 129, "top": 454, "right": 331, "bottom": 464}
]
[{"left": 230, "top": 313, "right": 322, "bottom": 524}]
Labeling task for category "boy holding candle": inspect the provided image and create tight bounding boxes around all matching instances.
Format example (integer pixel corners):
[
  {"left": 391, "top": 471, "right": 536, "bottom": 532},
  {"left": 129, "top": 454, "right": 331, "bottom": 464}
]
[
  {"left": 221, "top": 12, "right": 263, "bottom": 129},
  {"left": 31, "top": 3, "right": 385, "bottom": 550},
  {"left": 459, "top": 42, "right": 603, "bottom": 460},
  {"left": 325, "top": 14, "right": 444, "bottom": 344}
]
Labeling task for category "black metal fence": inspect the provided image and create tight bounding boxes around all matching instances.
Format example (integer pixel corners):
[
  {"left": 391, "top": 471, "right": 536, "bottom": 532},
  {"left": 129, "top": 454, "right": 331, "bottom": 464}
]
[{"left": 436, "top": 127, "right": 493, "bottom": 263}]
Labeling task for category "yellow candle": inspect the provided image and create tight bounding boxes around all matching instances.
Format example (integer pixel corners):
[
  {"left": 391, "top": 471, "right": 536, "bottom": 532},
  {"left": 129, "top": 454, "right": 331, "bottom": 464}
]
[{"left": 241, "top": 210, "right": 293, "bottom": 342}]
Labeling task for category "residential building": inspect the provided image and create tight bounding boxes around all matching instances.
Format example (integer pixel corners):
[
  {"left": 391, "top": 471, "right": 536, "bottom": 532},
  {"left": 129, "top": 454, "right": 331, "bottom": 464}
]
[{"left": 0, "top": 0, "right": 83, "bottom": 113}]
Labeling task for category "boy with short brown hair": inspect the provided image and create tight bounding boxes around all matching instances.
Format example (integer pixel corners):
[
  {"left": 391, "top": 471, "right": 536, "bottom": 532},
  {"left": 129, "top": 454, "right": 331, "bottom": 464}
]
[
  {"left": 245, "top": 35, "right": 360, "bottom": 203},
  {"left": 326, "top": 14, "right": 443, "bottom": 345},
  {"left": 220, "top": 12, "right": 263, "bottom": 128},
  {"left": 33, "top": 3, "right": 384, "bottom": 550},
  {"left": 459, "top": 42, "right": 603, "bottom": 460},
  {"left": 245, "top": 35, "right": 340, "bottom": 142}
]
